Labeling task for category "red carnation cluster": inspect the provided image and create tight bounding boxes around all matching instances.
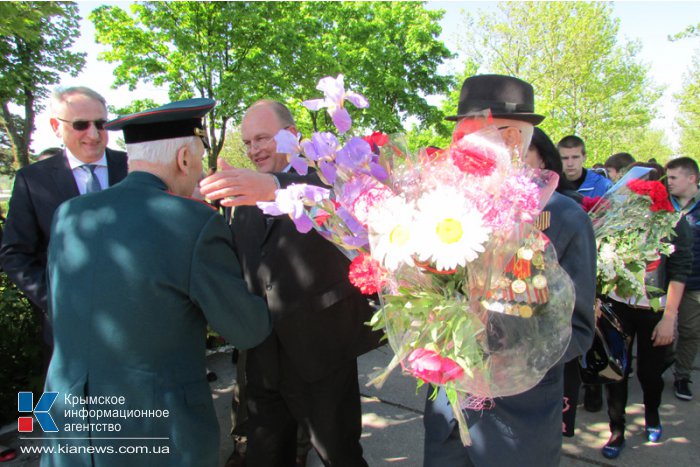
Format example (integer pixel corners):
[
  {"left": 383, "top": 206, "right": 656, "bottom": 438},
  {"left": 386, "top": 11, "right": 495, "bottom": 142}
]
[
  {"left": 626, "top": 179, "right": 674, "bottom": 212},
  {"left": 348, "top": 253, "right": 387, "bottom": 295},
  {"left": 450, "top": 143, "right": 497, "bottom": 177}
]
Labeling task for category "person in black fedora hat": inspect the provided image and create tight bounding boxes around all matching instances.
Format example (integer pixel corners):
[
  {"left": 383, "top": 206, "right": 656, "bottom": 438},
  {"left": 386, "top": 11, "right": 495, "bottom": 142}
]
[
  {"left": 422, "top": 74, "right": 597, "bottom": 467},
  {"left": 445, "top": 74, "right": 545, "bottom": 124},
  {"left": 41, "top": 98, "right": 272, "bottom": 467}
]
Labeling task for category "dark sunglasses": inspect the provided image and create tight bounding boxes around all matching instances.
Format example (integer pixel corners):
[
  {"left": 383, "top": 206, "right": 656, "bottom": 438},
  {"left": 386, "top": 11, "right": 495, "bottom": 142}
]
[{"left": 56, "top": 117, "right": 107, "bottom": 131}]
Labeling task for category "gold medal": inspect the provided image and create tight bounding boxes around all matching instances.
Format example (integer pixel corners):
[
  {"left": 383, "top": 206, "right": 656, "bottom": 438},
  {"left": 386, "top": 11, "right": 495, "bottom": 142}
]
[
  {"left": 512, "top": 279, "right": 527, "bottom": 294},
  {"left": 532, "top": 251, "right": 545, "bottom": 268},
  {"left": 519, "top": 305, "right": 533, "bottom": 318},
  {"left": 532, "top": 274, "right": 548, "bottom": 289}
]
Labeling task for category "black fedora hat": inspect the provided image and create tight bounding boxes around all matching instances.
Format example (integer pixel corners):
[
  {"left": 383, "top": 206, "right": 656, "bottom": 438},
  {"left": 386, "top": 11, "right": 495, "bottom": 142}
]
[{"left": 446, "top": 74, "right": 544, "bottom": 125}]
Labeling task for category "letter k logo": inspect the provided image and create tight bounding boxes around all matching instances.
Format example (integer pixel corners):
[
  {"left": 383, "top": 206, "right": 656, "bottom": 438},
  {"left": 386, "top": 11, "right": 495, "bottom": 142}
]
[{"left": 18, "top": 392, "right": 58, "bottom": 432}]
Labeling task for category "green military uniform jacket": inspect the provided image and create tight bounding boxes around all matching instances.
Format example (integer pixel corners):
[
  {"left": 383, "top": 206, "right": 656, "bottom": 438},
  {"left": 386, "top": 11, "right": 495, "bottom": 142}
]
[{"left": 42, "top": 172, "right": 271, "bottom": 467}]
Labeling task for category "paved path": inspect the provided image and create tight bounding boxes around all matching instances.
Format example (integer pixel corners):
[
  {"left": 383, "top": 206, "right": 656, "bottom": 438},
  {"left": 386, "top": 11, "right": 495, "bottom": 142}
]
[
  {"left": 2, "top": 347, "right": 697, "bottom": 466},
  {"left": 216, "top": 346, "right": 699, "bottom": 466}
]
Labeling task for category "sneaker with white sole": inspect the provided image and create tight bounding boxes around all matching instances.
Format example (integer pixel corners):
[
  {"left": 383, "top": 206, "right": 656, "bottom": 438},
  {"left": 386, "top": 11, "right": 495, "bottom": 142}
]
[{"left": 674, "top": 379, "right": 693, "bottom": 401}]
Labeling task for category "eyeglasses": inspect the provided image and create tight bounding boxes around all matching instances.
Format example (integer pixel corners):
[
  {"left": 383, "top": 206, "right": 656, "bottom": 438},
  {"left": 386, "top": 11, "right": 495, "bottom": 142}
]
[
  {"left": 242, "top": 126, "right": 292, "bottom": 151},
  {"left": 243, "top": 135, "right": 275, "bottom": 151},
  {"left": 56, "top": 117, "right": 107, "bottom": 131}
]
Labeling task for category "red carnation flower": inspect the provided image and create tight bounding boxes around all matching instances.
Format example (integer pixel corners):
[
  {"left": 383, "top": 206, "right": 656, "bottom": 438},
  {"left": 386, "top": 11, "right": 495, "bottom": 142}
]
[
  {"left": 363, "top": 131, "right": 389, "bottom": 148},
  {"left": 627, "top": 179, "right": 675, "bottom": 212},
  {"left": 650, "top": 196, "right": 674, "bottom": 212},
  {"left": 581, "top": 196, "right": 602, "bottom": 213},
  {"left": 348, "top": 253, "right": 387, "bottom": 295}
]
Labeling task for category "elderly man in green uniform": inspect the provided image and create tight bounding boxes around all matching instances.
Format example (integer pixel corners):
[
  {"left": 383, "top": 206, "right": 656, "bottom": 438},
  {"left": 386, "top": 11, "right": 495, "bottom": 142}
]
[{"left": 41, "top": 98, "right": 272, "bottom": 467}]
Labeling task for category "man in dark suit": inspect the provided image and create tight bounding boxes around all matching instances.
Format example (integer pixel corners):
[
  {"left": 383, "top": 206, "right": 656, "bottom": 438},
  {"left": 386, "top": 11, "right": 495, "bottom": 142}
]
[
  {"left": 422, "top": 75, "right": 597, "bottom": 466},
  {"left": 0, "top": 86, "right": 127, "bottom": 348},
  {"left": 42, "top": 99, "right": 272, "bottom": 467},
  {"left": 200, "top": 100, "right": 382, "bottom": 467}
]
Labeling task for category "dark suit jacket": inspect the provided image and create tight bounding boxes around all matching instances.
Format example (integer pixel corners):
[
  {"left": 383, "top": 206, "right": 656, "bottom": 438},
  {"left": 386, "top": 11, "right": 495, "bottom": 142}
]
[
  {"left": 43, "top": 172, "right": 271, "bottom": 467},
  {"left": 0, "top": 148, "right": 127, "bottom": 311},
  {"left": 230, "top": 171, "right": 383, "bottom": 383}
]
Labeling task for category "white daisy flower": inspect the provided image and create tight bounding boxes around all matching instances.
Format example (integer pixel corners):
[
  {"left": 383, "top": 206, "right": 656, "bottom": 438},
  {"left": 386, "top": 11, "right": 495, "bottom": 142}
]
[
  {"left": 367, "top": 195, "right": 418, "bottom": 271},
  {"left": 414, "top": 188, "right": 491, "bottom": 271}
]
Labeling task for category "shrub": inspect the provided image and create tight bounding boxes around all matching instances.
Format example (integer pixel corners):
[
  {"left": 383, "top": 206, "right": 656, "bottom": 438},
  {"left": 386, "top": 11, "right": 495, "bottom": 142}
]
[{"left": 0, "top": 272, "right": 44, "bottom": 425}]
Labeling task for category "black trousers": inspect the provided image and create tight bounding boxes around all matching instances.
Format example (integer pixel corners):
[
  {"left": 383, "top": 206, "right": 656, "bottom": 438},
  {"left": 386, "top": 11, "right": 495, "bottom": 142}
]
[
  {"left": 562, "top": 358, "right": 581, "bottom": 437},
  {"left": 245, "top": 332, "right": 367, "bottom": 467},
  {"left": 605, "top": 301, "right": 672, "bottom": 434}
]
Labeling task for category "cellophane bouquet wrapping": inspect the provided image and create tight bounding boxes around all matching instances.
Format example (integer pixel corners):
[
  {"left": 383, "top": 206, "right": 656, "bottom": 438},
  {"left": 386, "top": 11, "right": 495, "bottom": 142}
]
[
  {"left": 582, "top": 173, "right": 680, "bottom": 309},
  {"left": 259, "top": 75, "right": 575, "bottom": 444}
]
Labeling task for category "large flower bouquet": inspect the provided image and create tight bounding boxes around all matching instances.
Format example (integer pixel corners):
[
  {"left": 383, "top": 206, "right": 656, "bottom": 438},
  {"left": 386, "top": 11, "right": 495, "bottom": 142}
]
[
  {"left": 261, "top": 75, "right": 575, "bottom": 444},
  {"left": 583, "top": 171, "right": 680, "bottom": 309}
]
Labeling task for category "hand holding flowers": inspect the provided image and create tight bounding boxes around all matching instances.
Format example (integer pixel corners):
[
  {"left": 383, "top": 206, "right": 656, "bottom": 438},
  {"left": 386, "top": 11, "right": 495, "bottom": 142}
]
[
  {"left": 260, "top": 75, "right": 576, "bottom": 445},
  {"left": 583, "top": 174, "right": 680, "bottom": 308}
]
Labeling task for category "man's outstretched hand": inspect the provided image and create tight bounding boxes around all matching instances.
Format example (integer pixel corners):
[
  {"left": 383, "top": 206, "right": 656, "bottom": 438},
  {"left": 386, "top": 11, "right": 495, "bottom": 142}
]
[{"left": 199, "top": 159, "right": 277, "bottom": 207}]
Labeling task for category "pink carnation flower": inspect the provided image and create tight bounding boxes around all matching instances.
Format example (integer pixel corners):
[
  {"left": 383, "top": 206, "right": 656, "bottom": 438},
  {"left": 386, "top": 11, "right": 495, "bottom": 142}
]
[{"left": 406, "top": 348, "right": 464, "bottom": 385}]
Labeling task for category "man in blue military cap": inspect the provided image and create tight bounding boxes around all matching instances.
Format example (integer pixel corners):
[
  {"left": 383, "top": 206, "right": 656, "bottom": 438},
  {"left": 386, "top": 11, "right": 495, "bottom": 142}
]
[{"left": 41, "top": 98, "right": 272, "bottom": 467}]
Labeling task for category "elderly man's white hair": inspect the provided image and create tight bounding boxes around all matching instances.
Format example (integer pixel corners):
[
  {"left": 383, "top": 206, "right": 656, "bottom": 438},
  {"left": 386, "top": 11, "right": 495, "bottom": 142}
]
[{"left": 127, "top": 136, "right": 200, "bottom": 165}]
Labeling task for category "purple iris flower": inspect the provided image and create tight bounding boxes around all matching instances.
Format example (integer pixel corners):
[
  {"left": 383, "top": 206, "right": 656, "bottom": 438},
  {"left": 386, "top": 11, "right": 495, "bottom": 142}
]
[
  {"left": 302, "top": 132, "right": 339, "bottom": 184},
  {"left": 274, "top": 129, "right": 308, "bottom": 175},
  {"left": 336, "top": 206, "right": 369, "bottom": 248},
  {"left": 336, "top": 137, "right": 388, "bottom": 181},
  {"left": 318, "top": 160, "right": 338, "bottom": 186},
  {"left": 302, "top": 74, "right": 369, "bottom": 134},
  {"left": 302, "top": 132, "right": 338, "bottom": 161},
  {"left": 257, "top": 184, "right": 330, "bottom": 233},
  {"left": 336, "top": 137, "right": 371, "bottom": 167}
]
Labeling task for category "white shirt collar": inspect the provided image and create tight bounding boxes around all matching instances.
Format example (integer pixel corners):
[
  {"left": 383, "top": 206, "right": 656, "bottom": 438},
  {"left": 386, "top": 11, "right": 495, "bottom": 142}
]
[{"left": 65, "top": 149, "right": 107, "bottom": 170}]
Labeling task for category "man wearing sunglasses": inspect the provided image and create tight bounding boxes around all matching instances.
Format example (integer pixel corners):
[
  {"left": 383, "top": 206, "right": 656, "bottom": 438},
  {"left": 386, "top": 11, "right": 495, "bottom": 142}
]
[{"left": 0, "top": 86, "right": 127, "bottom": 359}]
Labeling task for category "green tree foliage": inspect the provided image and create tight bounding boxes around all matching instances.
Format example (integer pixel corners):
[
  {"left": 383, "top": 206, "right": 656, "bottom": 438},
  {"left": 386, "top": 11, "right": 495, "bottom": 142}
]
[
  {"left": 90, "top": 1, "right": 453, "bottom": 168},
  {"left": 458, "top": 1, "right": 662, "bottom": 163},
  {"left": 405, "top": 60, "right": 480, "bottom": 153},
  {"left": 676, "top": 50, "right": 700, "bottom": 160},
  {"left": 217, "top": 125, "right": 252, "bottom": 172},
  {"left": 615, "top": 128, "right": 674, "bottom": 165},
  {"left": 669, "top": 23, "right": 700, "bottom": 42},
  {"left": 0, "top": 1, "right": 85, "bottom": 168}
]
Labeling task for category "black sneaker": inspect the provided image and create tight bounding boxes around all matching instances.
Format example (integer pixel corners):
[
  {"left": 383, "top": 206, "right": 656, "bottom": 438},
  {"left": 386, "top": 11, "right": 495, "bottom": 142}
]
[{"left": 674, "top": 379, "right": 693, "bottom": 401}]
